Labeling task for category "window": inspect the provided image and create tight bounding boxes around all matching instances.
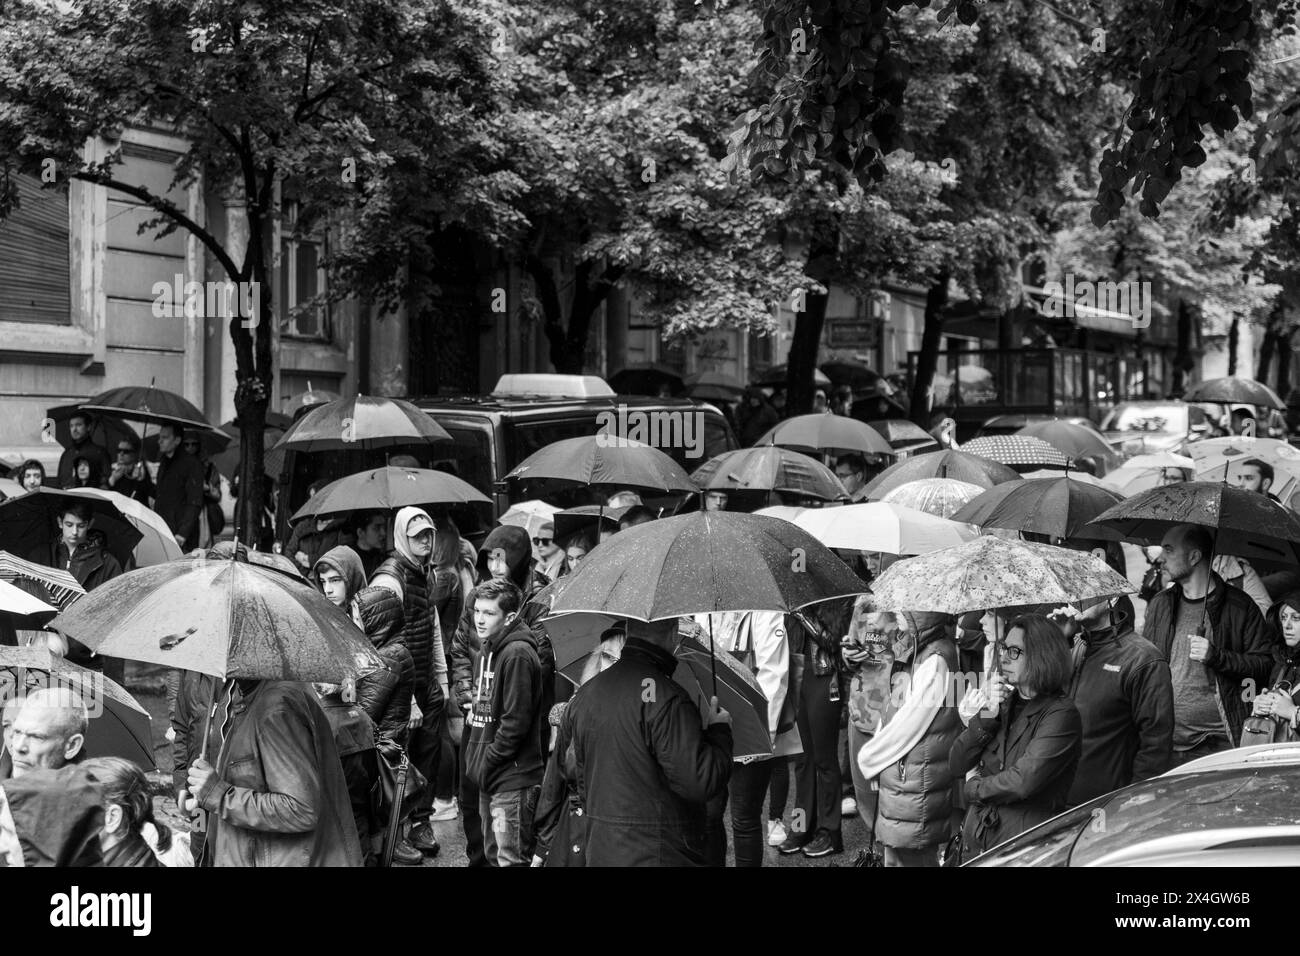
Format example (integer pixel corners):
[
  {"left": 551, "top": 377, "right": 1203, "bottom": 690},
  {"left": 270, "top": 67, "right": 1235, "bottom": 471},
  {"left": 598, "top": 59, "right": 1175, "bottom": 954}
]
[
  {"left": 0, "top": 174, "right": 71, "bottom": 324},
  {"left": 277, "top": 200, "right": 329, "bottom": 339}
]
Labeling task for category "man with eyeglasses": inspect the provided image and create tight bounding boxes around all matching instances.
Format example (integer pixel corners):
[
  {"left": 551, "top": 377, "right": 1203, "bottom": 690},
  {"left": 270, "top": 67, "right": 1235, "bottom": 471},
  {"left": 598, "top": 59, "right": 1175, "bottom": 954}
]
[
  {"left": 834, "top": 453, "right": 868, "bottom": 500},
  {"left": 106, "top": 438, "right": 154, "bottom": 503},
  {"left": 532, "top": 521, "right": 564, "bottom": 581}
]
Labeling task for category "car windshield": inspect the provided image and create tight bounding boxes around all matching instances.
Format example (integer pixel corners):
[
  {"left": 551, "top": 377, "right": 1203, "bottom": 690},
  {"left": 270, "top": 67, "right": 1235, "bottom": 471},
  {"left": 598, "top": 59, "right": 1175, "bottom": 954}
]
[
  {"left": 1103, "top": 404, "right": 1188, "bottom": 435},
  {"left": 430, "top": 423, "right": 494, "bottom": 493}
]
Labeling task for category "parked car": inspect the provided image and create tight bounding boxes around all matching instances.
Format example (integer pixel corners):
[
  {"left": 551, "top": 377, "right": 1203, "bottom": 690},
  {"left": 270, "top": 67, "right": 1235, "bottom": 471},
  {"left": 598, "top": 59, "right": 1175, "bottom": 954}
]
[
  {"left": 1099, "top": 400, "right": 1220, "bottom": 458},
  {"left": 275, "top": 375, "right": 738, "bottom": 543},
  {"left": 965, "top": 743, "right": 1300, "bottom": 866},
  {"left": 974, "top": 414, "right": 1104, "bottom": 438}
]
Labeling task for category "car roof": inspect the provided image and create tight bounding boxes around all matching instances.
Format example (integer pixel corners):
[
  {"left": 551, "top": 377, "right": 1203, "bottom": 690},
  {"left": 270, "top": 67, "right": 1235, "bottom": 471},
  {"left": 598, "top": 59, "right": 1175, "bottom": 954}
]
[{"left": 413, "top": 394, "right": 712, "bottom": 415}]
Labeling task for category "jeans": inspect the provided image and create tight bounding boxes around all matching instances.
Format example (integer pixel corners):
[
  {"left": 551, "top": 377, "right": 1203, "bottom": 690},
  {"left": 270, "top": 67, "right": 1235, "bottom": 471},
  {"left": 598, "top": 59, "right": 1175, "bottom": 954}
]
[
  {"left": 459, "top": 718, "right": 486, "bottom": 867},
  {"left": 408, "top": 683, "right": 445, "bottom": 823},
  {"left": 1171, "top": 734, "right": 1233, "bottom": 767},
  {"left": 768, "top": 757, "right": 790, "bottom": 822},
  {"left": 480, "top": 787, "right": 535, "bottom": 867},
  {"left": 793, "top": 668, "right": 842, "bottom": 839}
]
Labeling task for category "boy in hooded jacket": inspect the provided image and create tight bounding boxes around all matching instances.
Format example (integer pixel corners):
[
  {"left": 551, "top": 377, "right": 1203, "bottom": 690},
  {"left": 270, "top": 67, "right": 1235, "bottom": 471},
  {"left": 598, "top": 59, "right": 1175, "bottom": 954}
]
[{"left": 463, "top": 577, "right": 545, "bottom": 866}]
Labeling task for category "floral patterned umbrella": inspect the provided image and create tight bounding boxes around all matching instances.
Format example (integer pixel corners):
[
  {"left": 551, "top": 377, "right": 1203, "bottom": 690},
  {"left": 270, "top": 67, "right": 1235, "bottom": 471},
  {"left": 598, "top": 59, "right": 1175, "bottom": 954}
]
[
  {"left": 879, "top": 478, "right": 986, "bottom": 518},
  {"left": 868, "top": 534, "right": 1134, "bottom": 615}
]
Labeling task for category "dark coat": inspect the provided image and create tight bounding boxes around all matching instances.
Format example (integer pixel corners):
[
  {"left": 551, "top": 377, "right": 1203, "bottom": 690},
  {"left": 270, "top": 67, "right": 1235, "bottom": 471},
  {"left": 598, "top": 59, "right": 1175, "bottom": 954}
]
[
  {"left": 286, "top": 518, "right": 355, "bottom": 575},
  {"left": 196, "top": 680, "right": 363, "bottom": 867},
  {"left": 51, "top": 541, "right": 122, "bottom": 668},
  {"left": 950, "top": 693, "right": 1082, "bottom": 858},
  {"left": 154, "top": 449, "right": 205, "bottom": 550},
  {"left": 563, "top": 638, "right": 733, "bottom": 867},
  {"left": 1142, "top": 573, "right": 1278, "bottom": 746},
  {"left": 535, "top": 707, "right": 585, "bottom": 867},
  {"left": 463, "top": 617, "right": 545, "bottom": 794},
  {"left": 1066, "top": 618, "right": 1174, "bottom": 804},
  {"left": 875, "top": 623, "right": 962, "bottom": 850},
  {"left": 354, "top": 586, "right": 414, "bottom": 746},
  {"left": 57, "top": 438, "right": 110, "bottom": 489},
  {"left": 372, "top": 553, "right": 435, "bottom": 699},
  {"left": 107, "top": 464, "right": 154, "bottom": 503}
]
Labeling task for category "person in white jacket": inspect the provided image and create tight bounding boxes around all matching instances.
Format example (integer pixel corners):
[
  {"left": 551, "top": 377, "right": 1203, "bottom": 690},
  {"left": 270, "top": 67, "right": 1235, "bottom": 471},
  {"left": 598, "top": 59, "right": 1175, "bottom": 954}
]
[{"left": 692, "top": 610, "right": 799, "bottom": 867}]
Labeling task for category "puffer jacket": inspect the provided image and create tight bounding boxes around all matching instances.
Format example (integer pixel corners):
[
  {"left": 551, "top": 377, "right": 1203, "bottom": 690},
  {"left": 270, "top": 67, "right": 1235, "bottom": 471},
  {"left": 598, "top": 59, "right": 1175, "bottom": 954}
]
[
  {"left": 371, "top": 552, "right": 436, "bottom": 698},
  {"left": 353, "top": 586, "right": 414, "bottom": 746},
  {"left": 875, "top": 613, "right": 962, "bottom": 850}
]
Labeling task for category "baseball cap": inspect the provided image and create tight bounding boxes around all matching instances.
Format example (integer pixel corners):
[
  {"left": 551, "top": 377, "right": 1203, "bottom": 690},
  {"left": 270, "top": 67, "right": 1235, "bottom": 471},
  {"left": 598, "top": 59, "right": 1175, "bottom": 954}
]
[{"left": 406, "top": 512, "right": 435, "bottom": 536}]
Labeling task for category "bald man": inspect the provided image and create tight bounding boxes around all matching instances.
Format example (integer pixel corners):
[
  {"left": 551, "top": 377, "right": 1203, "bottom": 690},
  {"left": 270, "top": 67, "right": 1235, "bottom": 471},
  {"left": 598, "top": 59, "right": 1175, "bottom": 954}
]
[{"left": 7, "top": 688, "right": 88, "bottom": 779}]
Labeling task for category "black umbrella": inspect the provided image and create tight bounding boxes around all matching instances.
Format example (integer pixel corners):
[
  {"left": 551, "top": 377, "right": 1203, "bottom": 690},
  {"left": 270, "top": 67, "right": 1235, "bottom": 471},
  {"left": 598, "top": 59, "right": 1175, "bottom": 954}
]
[
  {"left": 951, "top": 477, "right": 1126, "bottom": 541},
  {"left": 43, "top": 404, "right": 140, "bottom": 464},
  {"left": 684, "top": 371, "right": 745, "bottom": 403},
  {"left": 820, "top": 360, "right": 889, "bottom": 392},
  {"left": 690, "top": 446, "right": 847, "bottom": 502},
  {"left": 1089, "top": 481, "right": 1300, "bottom": 565},
  {"left": 673, "top": 634, "right": 773, "bottom": 759},
  {"left": 608, "top": 363, "right": 684, "bottom": 397},
  {"left": 866, "top": 420, "right": 941, "bottom": 453},
  {"left": 78, "top": 383, "right": 224, "bottom": 434},
  {"left": 553, "top": 504, "right": 631, "bottom": 545},
  {"left": 506, "top": 435, "right": 697, "bottom": 495},
  {"left": 755, "top": 365, "right": 831, "bottom": 389},
  {"left": 0, "top": 488, "right": 143, "bottom": 567},
  {"left": 1184, "top": 377, "right": 1285, "bottom": 411}
]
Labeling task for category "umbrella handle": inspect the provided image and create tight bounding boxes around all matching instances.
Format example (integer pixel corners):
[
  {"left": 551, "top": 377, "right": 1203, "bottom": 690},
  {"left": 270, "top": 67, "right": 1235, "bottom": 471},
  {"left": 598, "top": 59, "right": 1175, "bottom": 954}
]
[{"left": 708, "top": 615, "right": 717, "bottom": 700}]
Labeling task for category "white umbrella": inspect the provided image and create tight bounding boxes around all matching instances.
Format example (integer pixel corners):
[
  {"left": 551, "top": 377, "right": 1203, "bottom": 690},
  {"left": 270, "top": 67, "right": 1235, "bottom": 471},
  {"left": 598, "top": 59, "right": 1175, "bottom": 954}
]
[
  {"left": 879, "top": 477, "right": 985, "bottom": 518},
  {"left": 1101, "top": 453, "right": 1195, "bottom": 497},
  {"left": 63, "top": 488, "right": 184, "bottom": 567},
  {"left": 754, "top": 502, "right": 977, "bottom": 555},
  {"left": 0, "top": 578, "right": 57, "bottom": 616},
  {"left": 498, "top": 499, "right": 560, "bottom": 541}
]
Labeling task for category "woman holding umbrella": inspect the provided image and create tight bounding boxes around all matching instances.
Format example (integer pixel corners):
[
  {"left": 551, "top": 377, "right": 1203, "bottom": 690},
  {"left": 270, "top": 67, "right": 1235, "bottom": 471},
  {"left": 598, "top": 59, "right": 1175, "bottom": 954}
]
[{"left": 949, "top": 614, "right": 1082, "bottom": 861}]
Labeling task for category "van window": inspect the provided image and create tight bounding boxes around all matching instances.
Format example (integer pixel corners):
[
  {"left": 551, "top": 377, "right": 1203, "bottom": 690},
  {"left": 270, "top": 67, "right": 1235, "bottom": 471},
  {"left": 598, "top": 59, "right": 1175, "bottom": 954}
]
[{"left": 430, "top": 424, "right": 494, "bottom": 494}]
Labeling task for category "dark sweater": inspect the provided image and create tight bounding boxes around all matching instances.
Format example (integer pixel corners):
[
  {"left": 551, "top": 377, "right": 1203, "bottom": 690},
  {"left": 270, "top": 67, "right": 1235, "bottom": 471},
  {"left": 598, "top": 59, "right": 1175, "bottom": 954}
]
[{"left": 463, "top": 618, "right": 545, "bottom": 794}]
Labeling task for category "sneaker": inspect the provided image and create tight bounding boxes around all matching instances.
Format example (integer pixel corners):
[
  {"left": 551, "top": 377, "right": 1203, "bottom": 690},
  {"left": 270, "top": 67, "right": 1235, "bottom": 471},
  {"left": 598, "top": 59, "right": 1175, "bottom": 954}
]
[
  {"left": 802, "top": 829, "right": 844, "bottom": 859},
  {"left": 777, "top": 832, "right": 810, "bottom": 855},
  {"left": 408, "top": 822, "right": 442, "bottom": 856},
  {"left": 390, "top": 840, "right": 424, "bottom": 866},
  {"left": 841, "top": 795, "right": 857, "bottom": 817},
  {"left": 767, "top": 820, "right": 788, "bottom": 847},
  {"left": 430, "top": 798, "right": 459, "bottom": 822}
]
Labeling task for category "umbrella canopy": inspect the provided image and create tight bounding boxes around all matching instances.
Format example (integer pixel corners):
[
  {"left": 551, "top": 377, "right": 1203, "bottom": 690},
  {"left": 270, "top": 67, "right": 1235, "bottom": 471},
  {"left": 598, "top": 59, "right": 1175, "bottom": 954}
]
[
  {"left": 961, "top": 435, "right": 1073, "bottom": 470},
  {"left": 553, "top": 504, "right": 630, "bottom": 545},
  {"left": 608, "top": 363, "right": 684, "bottom": 397},
  {"left": 275, "top": 395, "right": 452, "bottom": 453},
  {"left": 1021, "top": 469, "right": 1105, "bottom": 485},
  {"left": 0, "top": 645, "right": 153, "bottom": 768},
  {"left": 684, "top": 370, "right": 745, "bottom": 402},
  {"left": 283, "top": 384, "right": 340, "bottom": 415},
  {"left": 0, "top": 477, "right": 26, "bottom": 499},
  {"left": 211, "top": 427, "right": 286, "bottom": 481},
  {"left": 951, "top": 477, "right": 1126, "bottom": 541},
  {"left": 506, "top": 435, "right": 697, "bottom": 495},
  {"left": 0, "top": 552, "right": 85, "bottom": 609},
  {"left": 0, "top": 488, "right": 143, "bottom": 568},
  {"left": 1016, "top": 421, "right": 1121, "bottom": 474},
  {"left": 757, "top": 414, "right": 895, "bottom": 457},
  {"left": 538, "top": 612, "right": 623, "bottom": 680},
  {"left": 868, "top": 535, "right": 1135, "bottom": 615},
  {"left": 755, "top": 502, "right": 976, "bottom": 555},
  {"left": 1188, "top": 437, "right": 1300, "bottom": 502},
  {"left": 878, "top": 478, "right": 987, "bottom": 519},
  {"left": 862, "top": 450, "right": 1021, "bottom": 501},
  {"left": 1184, "top": 377, "right": 1285, "bottom": 410},
  {"left": 78, "top": 384, "right": 223, "bottom": 434},
  {"left": 1088, "top": 481, "right": 1300, "bottom": 565},
  {"left": 755, "top": 365, "right": 832, "bottom": 389},
  {"left": 0, "top": 578, "right": 57, "bottom": 616},
  {"left": 543, "top": 510, "right": 867, "bottom": 621},
  {"left": 43, "top": 404, "right": 140, "bottom": 465},
  {"left": 499, "top": 500, "right": 561, "bottom": 541},
  {"left": 290, "top": 467, "right": 490, "bottom": 523},
  {"left": 866, "top": 420, "right": 941, "bottom": 453},
  {"left": 690, "top": 446, "right": 847, "bottom": 502},
  {"left": 58, "top": 488, "right": 184, "bottom": 568},
  {"left": 1099, "top": 452, "right": 1195, "bottom": 497},
  {"left": 674, "top": 634, "right": 772, "bottom": 760},
  {"left": 50, "top": 554, "right": 384, "bottom": 682}
]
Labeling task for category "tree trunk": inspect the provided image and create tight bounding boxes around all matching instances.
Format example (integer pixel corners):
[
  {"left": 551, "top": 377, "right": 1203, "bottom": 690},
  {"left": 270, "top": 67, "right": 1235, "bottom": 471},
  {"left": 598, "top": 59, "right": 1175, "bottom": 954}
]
[
  {"left": 785, "top": 287, "right": 829, "bottom": 417},
  {"left": 233, "top": 207, "right": 272, "bottom": 549},
  {"left": 909, "top": 274, "right": 950, "bottom": 427},
  {"left": 1277, "top": 324, "right": 1295, "bottom": 399},
  {"left": 1256, "top": 325, "right": 1275, "bottom": 386},
  {"left": 1171, "top": 299, "right": 1193, "bottom": 398},
  {"left": 1227, "top": 315, "right": 1239, "bottom": 377},
  {"left": 530, "top": 255, "right": 625, "bottom": 375}
]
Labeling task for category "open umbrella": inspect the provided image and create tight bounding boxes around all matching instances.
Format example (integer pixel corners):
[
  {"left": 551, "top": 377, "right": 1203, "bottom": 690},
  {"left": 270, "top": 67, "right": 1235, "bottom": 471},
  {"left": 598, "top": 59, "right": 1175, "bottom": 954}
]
[
  {"left": 1088, "top": 481, "right": 1300, "bottom": 566},
  {"left": 0, "top": 488, "right": 143, "bottom": 567},
  {"left": 211, "top": 427, "right": 285, "bottom": 481},
  {"left": 78, "top": 383, "right": 224, "bottom": 435},
  {"left": 690, "top": 446, "right": 847, "bottom": 502},
  {"left": 951, "top": 477, "right": 1126, "bottom": 541},
  {"left": 0, "top": 645, "right": 153, "bottom": 768},
  {"left": 0, "top": 578, "right": 56, "bottom": 617},
  {"left": 553, "top": 504, "right": 631, "bottom": 545},
  {"left": 868, "top": 535, "right": 1135, "bottom": 615},
  {"left": 820, "top": 361, "right": 890, "bottom": 392},
  {"left": 57, "top": 488, "right": 184, "bottom": 567},
  {"left": 961, "top": 435, "right": 1073, "bottom": 470},
  {"left": 498, "top": 500, "right": 561, "bottom": 542},
  {"left": 755, "top": 365, "right": 832, "bottom": 389},
  {"left": 43, "top": 404, "right": 140, "bottom": 469},
  {"left": 1184, "top": 377, "right": 1285, "bottom": 411},
  {"left": 1188, "top": 437, "right": 1300, "bottom": 502},
  {"left": 49, "top": 551, "right": 383, "bottom": 682},
  {"left": 757, "top": 414, "right": 895, "bottom": 457},
  {"left": 608, "top": 363, "right": 684, "bottom": 397},
  {"left": 0, "top": 552, "right": 84, "bottom": 609},
  {"left": 275, "top": 395, "right": 452, "bottom": 453},
  {"left": 684, "top": 370, "right": 745, "bottom": 402},
  {"left": 755, "top": 502, "right": 976, "bottom": 555},
  {"left": 862, "top": 450, "right": 1021, "bottom": 501},
  {"left": 283, "top": 382, "right": 340, "bottom": 416},
  {"left": 1016, "top": 421, "right": 1121, "bottom": 475},
  {"left": 0, "top": 477, "right": 26, "bottom": 499},
  {"left": 866, "top": 420, "right": 941, "bottom": 454},
  {"left": 544, "top": 510, "right": 866, "bottom": 621},
  {"left": 878, "top": 478, "right": 985, "bottom": 518},
  {"left": 1099, "top": 452, "right": 1194, "bottom": 497},
  {"left": 673, "top": 634, "right": 773, "bottom": 759},
  {"left": 290, "top": 467, "right": 490, "bottom": 522},
  {"left": 506, "top": 435, "right": 697, "bottom": 495}
]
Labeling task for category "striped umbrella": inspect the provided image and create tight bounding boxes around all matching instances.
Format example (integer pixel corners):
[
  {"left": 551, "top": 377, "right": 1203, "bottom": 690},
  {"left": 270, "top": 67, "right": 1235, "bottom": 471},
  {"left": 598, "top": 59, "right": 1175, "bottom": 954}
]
[{"left": 0, "top": 551, "right": 85, "bottom": 609}]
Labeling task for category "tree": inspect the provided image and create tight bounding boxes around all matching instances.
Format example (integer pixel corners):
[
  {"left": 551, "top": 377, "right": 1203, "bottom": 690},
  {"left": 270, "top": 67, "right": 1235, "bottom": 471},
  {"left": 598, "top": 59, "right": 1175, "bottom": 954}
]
[{"left": 0, "top": 0, "right": 513, "bottom": 542}]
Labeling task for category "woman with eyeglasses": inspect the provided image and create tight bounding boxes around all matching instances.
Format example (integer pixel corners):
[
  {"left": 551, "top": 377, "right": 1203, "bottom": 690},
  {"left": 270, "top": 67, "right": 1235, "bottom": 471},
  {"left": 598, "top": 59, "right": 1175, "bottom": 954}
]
[
  {"left": 949, "top": 613, "right": 1082, "bottom": 862},
  {"left": 1250, "top": 592, "right": 1300, "bottom": 741}
]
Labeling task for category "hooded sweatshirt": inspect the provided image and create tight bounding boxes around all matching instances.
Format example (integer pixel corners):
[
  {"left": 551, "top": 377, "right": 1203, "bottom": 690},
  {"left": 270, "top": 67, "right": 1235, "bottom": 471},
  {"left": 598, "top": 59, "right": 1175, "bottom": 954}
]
[
  {"left": 371, "top": 507, "right": 447, "bottom": 697},
  {"left": 311, "top": 545, "right": 366, "bottom": 608},
  {"left": 464, "top": 614, "right": 545, "bottom": 794}
]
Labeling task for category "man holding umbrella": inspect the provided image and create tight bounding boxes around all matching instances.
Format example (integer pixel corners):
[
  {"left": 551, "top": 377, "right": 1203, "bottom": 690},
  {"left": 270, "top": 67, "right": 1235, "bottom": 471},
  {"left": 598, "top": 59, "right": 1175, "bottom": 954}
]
[
  {"left": 154, "top": 424, "right": 205, "bottom": 551},
  {"left": 56, "top": 413, "right": 110, "bottom": 490}
]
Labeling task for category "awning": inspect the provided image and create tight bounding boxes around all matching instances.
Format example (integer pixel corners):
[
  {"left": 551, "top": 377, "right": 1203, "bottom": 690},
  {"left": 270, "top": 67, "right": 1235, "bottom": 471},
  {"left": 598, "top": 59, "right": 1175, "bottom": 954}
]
[{"left": 1023, "top": 283, "right": 1145, "bottom": 338}]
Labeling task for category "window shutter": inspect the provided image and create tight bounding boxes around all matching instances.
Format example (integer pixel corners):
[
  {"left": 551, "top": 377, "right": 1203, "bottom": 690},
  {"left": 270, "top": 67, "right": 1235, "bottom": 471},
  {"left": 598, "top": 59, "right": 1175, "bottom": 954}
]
[{"left": 0, "top": 175, "right": 71, "bottom": 324}]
